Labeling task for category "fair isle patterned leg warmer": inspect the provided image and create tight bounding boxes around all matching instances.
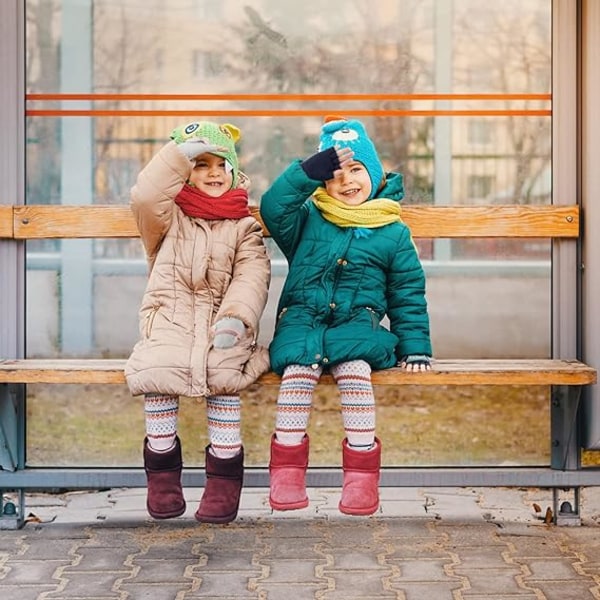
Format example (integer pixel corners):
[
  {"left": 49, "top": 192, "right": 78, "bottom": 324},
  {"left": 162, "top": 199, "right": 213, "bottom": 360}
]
[
  {"left": 206, "top": 395, "right": 242, "bottom": 459},
  {"left": 275, "top": 364, "right": 322, "bottom": 446},
  {"left": 331, "top": 360, "right": 376, "bottom": 451},
  {"left": 144, "top": 393, "right": 179, "bottom": 452}
]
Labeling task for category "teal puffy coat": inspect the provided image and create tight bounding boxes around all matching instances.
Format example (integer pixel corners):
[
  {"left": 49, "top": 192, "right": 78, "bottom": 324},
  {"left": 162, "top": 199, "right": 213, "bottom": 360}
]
[{"left": 260, "top": 160, "right": 432, "bottom": 375}]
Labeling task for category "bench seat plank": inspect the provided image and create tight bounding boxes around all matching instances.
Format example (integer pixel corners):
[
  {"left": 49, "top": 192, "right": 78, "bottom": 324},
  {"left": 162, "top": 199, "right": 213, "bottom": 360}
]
[
  {"left": 7, "top": 204, "right": 581, "bottom": 239},
  {"left": 0, "top": 358, "right": 595, "bottom": 386}
]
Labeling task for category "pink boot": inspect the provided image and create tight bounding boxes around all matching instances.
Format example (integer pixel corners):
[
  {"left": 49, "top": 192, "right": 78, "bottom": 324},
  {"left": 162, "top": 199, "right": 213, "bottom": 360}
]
[
  {"left": 339, "top": 438, "right": 381, "bottom": 516},
  {"left": 269, "top": 434, "right": 309, "bottom": 510}
]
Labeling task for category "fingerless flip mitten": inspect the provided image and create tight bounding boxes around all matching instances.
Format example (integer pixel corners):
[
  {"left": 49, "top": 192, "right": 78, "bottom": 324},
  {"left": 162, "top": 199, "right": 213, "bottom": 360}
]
[{"left": 400, "top": 354, "right": 431, "bottom": 369}]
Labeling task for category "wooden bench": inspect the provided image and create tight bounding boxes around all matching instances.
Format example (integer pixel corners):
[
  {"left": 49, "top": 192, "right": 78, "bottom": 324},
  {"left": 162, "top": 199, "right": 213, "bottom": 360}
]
[{"left": 0, "top": 203, "right": 597, "bottom": 526}]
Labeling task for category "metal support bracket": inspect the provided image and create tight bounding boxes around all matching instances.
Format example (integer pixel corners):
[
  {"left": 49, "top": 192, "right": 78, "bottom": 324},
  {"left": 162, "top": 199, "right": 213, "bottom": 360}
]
[
  {"left": 550, "top": 385, "right": 582, "bottom": 524},
  {"left": 553, "top": 487, "right": 581, "bottom": 526},
  {"left": 551, "top": 385, "right": 581, "bottom": 471},
  {"left": 0, "top": 383, "right": 26, "bottom": 529}
]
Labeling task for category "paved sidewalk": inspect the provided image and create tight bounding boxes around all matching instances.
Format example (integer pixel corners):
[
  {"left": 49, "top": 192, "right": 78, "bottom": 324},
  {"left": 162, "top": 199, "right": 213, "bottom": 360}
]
[{"left": 0, "top": 486, "right": 600, "bottom": 599}]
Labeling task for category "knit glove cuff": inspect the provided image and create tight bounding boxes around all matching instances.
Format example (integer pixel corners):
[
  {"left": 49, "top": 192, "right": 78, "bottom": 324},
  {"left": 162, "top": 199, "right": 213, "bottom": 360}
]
[
  {"left": 300, "top": 147, "right": 341, "bottom": 182},
  {"left": 213, "top": 317, "right": 246, "bottom": 349},
  {"left": 175, "top": 139, "right": 226, "bottom": 162},
  {"left": 170, "top": 122, "right": 227, "bottom": 161}
]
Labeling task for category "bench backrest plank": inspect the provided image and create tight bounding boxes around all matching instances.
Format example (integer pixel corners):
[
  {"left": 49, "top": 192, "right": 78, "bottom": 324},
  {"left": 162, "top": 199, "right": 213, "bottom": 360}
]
[
  {"left": 0, "top": 206, "right": 13, "bottom": 238},
  {"left": 1, "top": 204, "right": 581, "bottom": 240},
  {"left": 0, "top": 358, "right": 595, "bottom": 386}
]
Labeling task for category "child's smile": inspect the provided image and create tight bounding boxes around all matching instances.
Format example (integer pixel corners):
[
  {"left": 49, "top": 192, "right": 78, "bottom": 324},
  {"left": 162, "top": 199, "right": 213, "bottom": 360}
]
[
  {"left": 189, "top": 153, "right": 233, "bottom": 197},
  {"left": 325, "top": 161, "right": 372, "bottom": 206}
]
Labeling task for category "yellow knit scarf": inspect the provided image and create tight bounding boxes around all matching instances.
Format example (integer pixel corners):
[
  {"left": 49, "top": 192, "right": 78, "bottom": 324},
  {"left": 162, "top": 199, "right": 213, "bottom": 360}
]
[{"left": 312, "top": 187, "right": 402, "bottom": 229}]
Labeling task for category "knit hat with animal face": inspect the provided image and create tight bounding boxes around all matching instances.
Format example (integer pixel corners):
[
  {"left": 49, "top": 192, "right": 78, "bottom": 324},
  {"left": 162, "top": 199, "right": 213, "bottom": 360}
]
[
  {"left": 170, "top": 121, "right": 241, "bottom": 187},
  {"left": 318, "top": 117, "right": 385, "bottom": 200}
]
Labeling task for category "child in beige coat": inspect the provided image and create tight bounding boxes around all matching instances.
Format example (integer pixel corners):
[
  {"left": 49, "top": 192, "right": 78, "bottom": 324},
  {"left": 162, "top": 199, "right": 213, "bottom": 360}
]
[{"left": 126, "top": 121, "right": 270, "bottom": 523}]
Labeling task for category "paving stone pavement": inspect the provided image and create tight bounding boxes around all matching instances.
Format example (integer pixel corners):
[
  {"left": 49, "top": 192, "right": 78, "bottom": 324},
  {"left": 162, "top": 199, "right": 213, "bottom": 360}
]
[{"left": 1, "top": 485, "right": 600, "bottom": 599}]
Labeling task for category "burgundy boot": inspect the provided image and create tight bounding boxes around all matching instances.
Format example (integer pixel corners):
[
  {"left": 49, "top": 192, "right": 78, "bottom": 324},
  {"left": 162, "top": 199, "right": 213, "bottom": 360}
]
[
  {"left": 269, "top": 434, "right": 309, "bottom": 510},
  {"left": 195, "top": 446, "right": 244, "bottom": 524},
  {"left": 144, "top": 437, "right": 186, "bottom": 519},
  {"left": 339, "top": 438, "right": 381, "bottom": 516}
]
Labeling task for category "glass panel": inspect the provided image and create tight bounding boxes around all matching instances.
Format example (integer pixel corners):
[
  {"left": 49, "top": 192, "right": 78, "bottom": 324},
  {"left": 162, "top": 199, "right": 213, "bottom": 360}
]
[{"left": 25, "top": 0, "right": 552, "bottom": 468}]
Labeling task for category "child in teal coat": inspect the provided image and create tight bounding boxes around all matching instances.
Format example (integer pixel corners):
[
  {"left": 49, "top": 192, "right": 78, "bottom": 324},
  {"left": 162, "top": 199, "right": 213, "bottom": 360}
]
[{"left": 260, "top": 117, "right": 432, "bottom": 515}]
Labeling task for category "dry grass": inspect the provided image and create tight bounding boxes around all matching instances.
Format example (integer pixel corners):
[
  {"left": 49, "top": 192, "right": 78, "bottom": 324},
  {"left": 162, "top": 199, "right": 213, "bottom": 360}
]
[{"left": 26, "top": 382, "right": 600, "bottom": 468}]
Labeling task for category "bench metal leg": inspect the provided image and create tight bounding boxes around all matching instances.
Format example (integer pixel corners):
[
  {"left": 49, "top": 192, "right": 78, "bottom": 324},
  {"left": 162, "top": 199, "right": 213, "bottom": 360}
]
[
  {"left": 551, "top": 385, "right": 581, "bottom": 470},
  {"left": 550, "top": 385, "right": 582, "bottom": 525},
  {"left": 0, "top": 383, "right": 26, "bottom": 529},
  {"left": 553, "top": 487, "right": 581, "bottom": 526}
]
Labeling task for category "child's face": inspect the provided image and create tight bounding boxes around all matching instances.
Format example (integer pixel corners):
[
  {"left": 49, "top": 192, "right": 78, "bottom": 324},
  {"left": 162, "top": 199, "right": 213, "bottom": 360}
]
[
  {"left": 188, "top": 152, "right": 233, "bottom": 197},
  {"left": 324, "top": 160, "right": 372, "bottom": 206}
]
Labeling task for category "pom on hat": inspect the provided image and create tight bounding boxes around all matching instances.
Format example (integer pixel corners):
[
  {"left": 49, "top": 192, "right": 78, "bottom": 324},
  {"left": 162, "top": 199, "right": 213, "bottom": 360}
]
[
  {"left": 170, "top": 121, "right": 242, "bottom": 187},
  {"left": 318, "top": 117, "right": 384, "bottom": 199}
]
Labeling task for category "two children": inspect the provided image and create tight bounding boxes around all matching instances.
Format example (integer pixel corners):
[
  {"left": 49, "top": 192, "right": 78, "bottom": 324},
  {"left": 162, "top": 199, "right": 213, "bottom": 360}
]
[
  {"left": 260, "top": 117, "right": 432, "bottom": 516},
  {"left": 127, "top": 116, "right": 431, "bottom": 522},
  {"left": 125, "top": 121, "right": 271, "bottom": 524}
]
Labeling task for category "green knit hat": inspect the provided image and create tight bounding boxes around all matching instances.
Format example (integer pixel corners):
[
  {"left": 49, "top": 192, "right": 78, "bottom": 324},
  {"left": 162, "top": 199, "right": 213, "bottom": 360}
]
[{"left": 170, "top": 121, "right": 241, "bottom": 187}]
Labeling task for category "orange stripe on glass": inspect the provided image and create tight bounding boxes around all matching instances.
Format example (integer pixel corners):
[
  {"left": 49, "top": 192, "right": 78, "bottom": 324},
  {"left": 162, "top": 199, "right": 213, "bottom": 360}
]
[
  {"left": 27, "top": 109, "right": 551, "bottom": 117},
  {"left": 25, "top": 93, "right": 551, "bottom": 117},
  {"left": 27, "top": 93, "right": 551, "bottom": 101}
]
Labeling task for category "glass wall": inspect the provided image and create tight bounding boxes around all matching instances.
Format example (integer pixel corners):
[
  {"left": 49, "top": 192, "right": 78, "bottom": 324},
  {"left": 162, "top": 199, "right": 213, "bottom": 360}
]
[{"left": 24, "top": 0, "right": 552, "bottom": 467}]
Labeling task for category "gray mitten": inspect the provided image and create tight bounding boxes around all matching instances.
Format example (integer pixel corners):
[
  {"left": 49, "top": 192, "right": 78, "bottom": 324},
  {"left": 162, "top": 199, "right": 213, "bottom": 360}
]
[
  {"left": 170, "top": 122, "right": 227, "bottom": 161},
  {"left": 213, "top": 317, "right": 246, "bottom": 349}
]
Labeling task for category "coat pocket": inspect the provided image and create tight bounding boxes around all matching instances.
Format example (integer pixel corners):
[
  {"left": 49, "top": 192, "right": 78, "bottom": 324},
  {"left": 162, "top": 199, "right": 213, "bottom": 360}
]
[{"left": 143, "top": 305, "right": 161, "bottom": 339}]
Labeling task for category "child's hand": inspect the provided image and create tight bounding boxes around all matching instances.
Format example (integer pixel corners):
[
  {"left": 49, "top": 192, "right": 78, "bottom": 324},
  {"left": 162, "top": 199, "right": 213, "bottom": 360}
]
[
  {"left": 170, "top": 122, "right": 227, "bottom": 161},
  {"left": 301, "top": 146, "right": 354, "bottom": 182},
  {"left": 212, "top": 317, "right": 246, "bottom": 349},
  {"left": 399, "top": 355, "right": 432, "bottom": 372}
]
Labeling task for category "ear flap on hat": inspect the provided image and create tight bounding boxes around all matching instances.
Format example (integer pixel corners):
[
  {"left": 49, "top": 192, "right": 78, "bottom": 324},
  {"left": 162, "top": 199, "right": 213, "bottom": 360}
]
[
  {"left": 221, "top": 123, "right": 241, "bottom": 143},
  {"left": 324, "top": 114, "right": 345, "bottom": 124}
]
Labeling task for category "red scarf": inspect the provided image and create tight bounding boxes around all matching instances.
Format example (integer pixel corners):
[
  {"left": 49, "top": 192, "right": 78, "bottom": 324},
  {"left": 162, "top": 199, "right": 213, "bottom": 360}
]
[{"left": 174, "top": 183, "right": 251, "bottom": 220}]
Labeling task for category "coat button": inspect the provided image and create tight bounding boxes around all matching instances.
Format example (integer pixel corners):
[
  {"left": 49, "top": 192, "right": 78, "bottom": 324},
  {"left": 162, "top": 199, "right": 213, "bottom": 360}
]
[
  {"left": 311, "top": 363, "right": 319, "bottom": 370},
  {"left": 322, "top": 357, "right": 329, "bottom": 364},
  {"left": 329, "top": 303, "right": 336, "bottom": 309},
  {"left": 315, "top": 354, "right": 321, "bottom": 359}
]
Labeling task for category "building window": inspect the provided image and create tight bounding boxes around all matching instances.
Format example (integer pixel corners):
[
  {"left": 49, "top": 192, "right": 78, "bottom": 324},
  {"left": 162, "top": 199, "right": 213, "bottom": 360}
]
[
  {"left": 468, "top": 120, "right": 493, "bottom": 145},
  {"left": 192, "top": 50, "right": 223, "bottom": 79},
  {"left": 195, "top": 0, "right": 222, "bottom": 20},
  {"left": 467, "top": 174, "right": 494, "bottom": 200}
]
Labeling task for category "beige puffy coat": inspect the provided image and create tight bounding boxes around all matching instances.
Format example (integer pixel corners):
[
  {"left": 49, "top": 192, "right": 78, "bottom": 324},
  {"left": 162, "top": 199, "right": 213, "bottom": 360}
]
[{"left": 125, "top": 141, "right": 271, "bottom": 397}]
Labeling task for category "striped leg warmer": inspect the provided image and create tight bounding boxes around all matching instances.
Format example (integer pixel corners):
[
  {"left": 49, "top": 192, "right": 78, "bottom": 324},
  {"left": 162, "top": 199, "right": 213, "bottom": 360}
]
[
  {"left": 206, "top": 395, "right": 242, "bottom": 459},
  {"left": 144, "top": 393, "right": 179, "bottom": 451},
  {"left": 331, "top": 360, "right": 376, "bottom": 451},
  {"left": 275, "top": 364, "right": 322, "bottom": 445}
]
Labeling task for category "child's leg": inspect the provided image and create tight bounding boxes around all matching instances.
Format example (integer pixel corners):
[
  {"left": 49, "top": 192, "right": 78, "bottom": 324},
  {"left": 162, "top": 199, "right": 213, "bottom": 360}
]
[
  {"left": 144, "top": 393, "right": 179, "bottom": 451},
  {"left": 143, "top": 393, "right": 185, "bottom": 519},
  {"left": 330, "top": 360, "right": 380, "bottom": 516},
  {"left": 206, "top": 394, "right": 242, "bottom": 459},
  {"left": 275, "top": 364, "right": 322, "bottom": 444},
  {"left": 330, "top": 359, "right": 376, "bottom": 450},
  {"left": 196, "top": 394, "right": 244, "bottom": 524},
  {"left": 270, "top": 364, "right": 321, "bottom": 510}
]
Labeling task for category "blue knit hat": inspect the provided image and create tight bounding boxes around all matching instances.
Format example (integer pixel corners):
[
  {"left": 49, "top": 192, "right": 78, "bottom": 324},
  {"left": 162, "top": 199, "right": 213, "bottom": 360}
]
[{"left": 318, "top": 117, "right": 384, "bottom": 199}]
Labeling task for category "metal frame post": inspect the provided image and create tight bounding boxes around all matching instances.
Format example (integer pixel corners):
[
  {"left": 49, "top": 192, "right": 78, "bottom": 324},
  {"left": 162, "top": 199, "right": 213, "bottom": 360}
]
[{"left": 0, "top": 0, "right": 26, "bottom": 530}]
